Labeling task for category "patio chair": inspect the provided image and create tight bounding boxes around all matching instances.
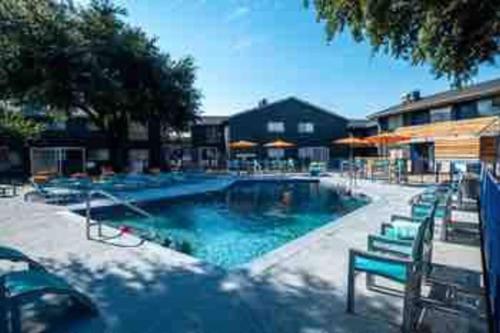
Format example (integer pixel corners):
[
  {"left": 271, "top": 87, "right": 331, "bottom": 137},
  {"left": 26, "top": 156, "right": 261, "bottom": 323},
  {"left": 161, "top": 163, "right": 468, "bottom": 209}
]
[
  {"left": 0, "top": 246, "right": 45, "bottom": 271},
  {"left": 1, "top": 270, "right": 98, "bottom": 333},
  {"left": 347, "top": 217, "right": 432, "bottom": 332},
  {"left": 381, "top": 202, "right": 438, "bottom": 241},
  {"left": 0, "top": 247, "right": 97, "bottom": 333},
  {"left": 24, "top": 180, "right": 85, "bottom": 204}
]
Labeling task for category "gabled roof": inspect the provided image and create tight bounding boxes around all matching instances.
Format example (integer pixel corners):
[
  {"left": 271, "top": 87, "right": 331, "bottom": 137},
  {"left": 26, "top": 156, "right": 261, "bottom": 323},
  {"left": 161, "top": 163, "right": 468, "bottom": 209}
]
[
  {"left": 368, "top": 78, "right": 500, "bottom": 120},
  {"left": 230, "top": 97, "right": 347, "bottom": 121},
  {"left": 195, "top": 116, "right": 229, "bottom": 125},
  {"left": 347, "top": 119, "right": 378, "bottom": 129}
]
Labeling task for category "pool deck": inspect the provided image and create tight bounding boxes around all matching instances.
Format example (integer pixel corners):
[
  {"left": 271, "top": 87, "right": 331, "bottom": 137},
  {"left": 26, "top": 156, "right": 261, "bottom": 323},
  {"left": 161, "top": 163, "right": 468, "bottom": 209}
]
[{"left": 0, "top": 175, "right": 483, "bottom": 333}]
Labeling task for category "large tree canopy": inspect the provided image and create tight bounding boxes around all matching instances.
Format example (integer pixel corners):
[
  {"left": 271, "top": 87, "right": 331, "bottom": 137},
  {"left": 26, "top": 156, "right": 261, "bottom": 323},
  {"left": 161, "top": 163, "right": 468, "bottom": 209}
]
[
  {"left": 0, "top": 0, "right": 201, "bottom": 169},
  {"left": 307, "top": 0, "right": 500, "bottom": 85}
]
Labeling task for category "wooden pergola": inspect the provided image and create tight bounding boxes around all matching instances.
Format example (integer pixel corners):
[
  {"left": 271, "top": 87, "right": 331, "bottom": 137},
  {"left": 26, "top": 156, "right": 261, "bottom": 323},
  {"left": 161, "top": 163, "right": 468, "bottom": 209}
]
[{"left": 394, "top": 116, "right": 500, "bottom": 161}]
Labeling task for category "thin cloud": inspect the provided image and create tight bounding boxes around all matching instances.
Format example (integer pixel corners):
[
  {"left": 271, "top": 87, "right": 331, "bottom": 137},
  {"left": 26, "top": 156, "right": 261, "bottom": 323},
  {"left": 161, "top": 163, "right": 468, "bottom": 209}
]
[
  {"left": 226, "top": 6, "right": 250, "bottom": 22},
  {"left": 232, "top": 37, "right": 255, "bottom": 52}
]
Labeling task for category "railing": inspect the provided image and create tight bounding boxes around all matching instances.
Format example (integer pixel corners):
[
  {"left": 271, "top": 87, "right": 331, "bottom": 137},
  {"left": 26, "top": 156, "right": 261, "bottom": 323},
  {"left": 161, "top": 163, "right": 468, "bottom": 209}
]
[
  {"left": 480, "top": 167, "right": 499, "bottom": 333},
  {"left": 85, "top": 190, "right": 153, "bottom": 240}
]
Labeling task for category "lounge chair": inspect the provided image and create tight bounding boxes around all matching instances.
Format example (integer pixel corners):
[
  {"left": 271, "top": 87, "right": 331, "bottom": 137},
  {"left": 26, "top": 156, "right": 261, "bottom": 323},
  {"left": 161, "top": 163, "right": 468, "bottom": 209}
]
[
  {"left": 0, "top": 246, "right": 44, "bottom": 271},
  {"left": 347, "top": 217, "right": 432, "bottom": 332},
  {"left": 0, "top": 247, "right": 97, "bottom": 333},
  {"left": 24, "top": 180, "right": 85, "bottom": 204},
  {"left": 381, "top": 202, "right": 437, "bottom": 241}
]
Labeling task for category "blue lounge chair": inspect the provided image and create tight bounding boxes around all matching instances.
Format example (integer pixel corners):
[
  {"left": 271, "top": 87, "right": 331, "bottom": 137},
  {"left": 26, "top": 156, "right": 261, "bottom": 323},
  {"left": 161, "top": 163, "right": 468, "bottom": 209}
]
[
  {"left": 347, "top": 217, "right": 432, "bottom": 332},
  {"left": 381, "top": 202, "right": 437, "bottom": 241},
  {"left": 0, "top": 247, "right": 97, "bottom": 333},
  {"left": 0, "top": 246, "right": 44, "bottom": 271}
]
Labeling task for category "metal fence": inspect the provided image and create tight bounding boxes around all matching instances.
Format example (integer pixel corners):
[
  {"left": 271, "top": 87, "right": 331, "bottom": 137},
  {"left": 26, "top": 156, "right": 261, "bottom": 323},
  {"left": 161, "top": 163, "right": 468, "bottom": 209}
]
[{"left": 480, "top": 167, "right": 500, "bottom": 333}]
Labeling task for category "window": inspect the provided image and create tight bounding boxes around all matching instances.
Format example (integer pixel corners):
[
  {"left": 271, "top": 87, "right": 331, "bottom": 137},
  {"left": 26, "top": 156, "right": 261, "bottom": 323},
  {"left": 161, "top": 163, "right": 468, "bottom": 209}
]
[
  {"left": 410, "top": 111, "right": 430, "bottom": 125},
  {"left": 430, "top": 107, "right": 451, "bottom": 123},
  {"left": 298, "top": 147, "right": 329, "bottom": 162},
  {"left": 128, "top": 122, "right": 149, "bottom": 141},
  {"left": 453, "top": 102, "right": 478, "bottom": 120},
  {"left": 387, "top": 114, "right": 403, "bottom": 131},
  {"left": 46, "top": 120, "right": 66, "bottom": 131},
  {"left": 88, "top": 149, "right": 110, "bottom": 161},
  {"left": 87, "top": 121, "right": 100, "bottom": 131},
  {"left": 267, "top": 121, "right": 285, "bottom": 133},
  {"left": 298, "top": 122, "right": 314, "bottom": 133},
  {"left": 206, "top": 126, "right": 219, "bottom": 143}
]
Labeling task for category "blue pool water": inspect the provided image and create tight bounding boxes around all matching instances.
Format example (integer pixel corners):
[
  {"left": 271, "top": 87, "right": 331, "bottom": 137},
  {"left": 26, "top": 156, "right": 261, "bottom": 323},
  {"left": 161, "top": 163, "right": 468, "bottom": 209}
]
[{"left": 95, "top": 181, "right": 369, "bottom": 268}]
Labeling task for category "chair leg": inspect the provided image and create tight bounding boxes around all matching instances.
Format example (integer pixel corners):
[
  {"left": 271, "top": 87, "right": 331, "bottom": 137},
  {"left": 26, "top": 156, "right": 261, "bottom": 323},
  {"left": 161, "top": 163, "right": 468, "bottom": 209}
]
[
  {"left": 347, "top": 252, "right": 356, "bottom": 313},
  {"left": 366, "top": 273, "right": 374, "bottom": 290},
  {"left": 11, "top": 302, "right": 21, "bottom": 333},
  {"left": 0, "top": 302, "right": 7, "bottom": 333}
]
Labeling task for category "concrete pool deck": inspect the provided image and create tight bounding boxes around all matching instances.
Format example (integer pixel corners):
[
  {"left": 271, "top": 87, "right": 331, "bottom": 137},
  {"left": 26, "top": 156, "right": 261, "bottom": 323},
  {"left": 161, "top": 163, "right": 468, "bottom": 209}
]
[{"left": 0, "top": 176, "right": 483, "bottom": 332}]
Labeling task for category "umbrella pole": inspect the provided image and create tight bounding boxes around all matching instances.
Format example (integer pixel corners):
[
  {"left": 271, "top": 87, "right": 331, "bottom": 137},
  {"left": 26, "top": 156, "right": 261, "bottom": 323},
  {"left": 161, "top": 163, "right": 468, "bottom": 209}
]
[{"left": 350, "top": 145, "right": 354, "bottom": 190}]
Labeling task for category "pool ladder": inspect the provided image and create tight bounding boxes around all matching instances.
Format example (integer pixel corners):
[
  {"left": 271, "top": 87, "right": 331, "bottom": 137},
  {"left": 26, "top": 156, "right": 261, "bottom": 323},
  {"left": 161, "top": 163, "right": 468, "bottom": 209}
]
[{"left": 85, "top": 190, "right": 153, "bottom": 240}]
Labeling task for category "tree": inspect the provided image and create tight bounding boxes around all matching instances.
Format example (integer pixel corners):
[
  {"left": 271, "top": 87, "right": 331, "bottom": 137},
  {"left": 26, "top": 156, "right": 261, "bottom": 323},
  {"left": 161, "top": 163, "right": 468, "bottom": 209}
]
[
  {"left": 306, "top": 0, "right": 500, "bottom": 86},
  {"left": 0, "top": 0, "right": 201, "bottom": 170},
  {"left": 0, "top": 107, "right": 44, "bottom": 142}
]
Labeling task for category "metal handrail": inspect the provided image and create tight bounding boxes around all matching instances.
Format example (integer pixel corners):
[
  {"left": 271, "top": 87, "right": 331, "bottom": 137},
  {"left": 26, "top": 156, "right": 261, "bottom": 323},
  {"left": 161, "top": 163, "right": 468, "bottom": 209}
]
[{"left": 86, "top": 189, "right": 153, "bottom": 239}]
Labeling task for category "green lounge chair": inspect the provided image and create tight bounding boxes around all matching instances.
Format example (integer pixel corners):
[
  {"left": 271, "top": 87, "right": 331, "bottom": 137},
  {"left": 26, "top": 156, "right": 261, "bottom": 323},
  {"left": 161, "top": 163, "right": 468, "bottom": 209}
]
[
  {"left": 381, "top": 202, "right": 437, "bottom": 241},
  {"left": 0, "top": 246, "right": 44, "bottom": 271},
  {"left": 0, "top": 247, "right": 97, "bottom": 333},
  {"left": 347, "top": 217, "right": 432, "bottom": 332}
]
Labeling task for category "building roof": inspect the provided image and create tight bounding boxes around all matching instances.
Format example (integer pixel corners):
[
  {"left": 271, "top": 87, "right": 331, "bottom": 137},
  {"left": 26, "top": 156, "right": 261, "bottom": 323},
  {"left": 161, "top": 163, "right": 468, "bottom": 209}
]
[
  {"left": 230, "top": 97, "right": 347, "bottom": 121},
  {"left": 195, "top": 116, "right": 229, "bottom": 125},
  {"left": 368, "top": 78, "right": 500, "bottom": 120},
  {"left": 394, "top": 116, "right": 500, "bottom": 142},
  {"left": 347, "top": 119, "right": 378, "bottom": 129}
]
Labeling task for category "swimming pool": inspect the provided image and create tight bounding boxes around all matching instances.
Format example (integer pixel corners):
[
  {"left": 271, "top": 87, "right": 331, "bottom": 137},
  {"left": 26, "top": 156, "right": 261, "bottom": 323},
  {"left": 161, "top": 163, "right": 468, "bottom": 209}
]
[{"left": 92, "top": 181, "right": 369, "bottom": 269}]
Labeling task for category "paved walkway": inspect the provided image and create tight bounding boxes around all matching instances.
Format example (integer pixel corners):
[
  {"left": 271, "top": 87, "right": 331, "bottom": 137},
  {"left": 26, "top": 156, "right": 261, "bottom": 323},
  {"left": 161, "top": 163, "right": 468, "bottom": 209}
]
[{"left": 0, "top": 176, "right": 483, "bottom": 332}]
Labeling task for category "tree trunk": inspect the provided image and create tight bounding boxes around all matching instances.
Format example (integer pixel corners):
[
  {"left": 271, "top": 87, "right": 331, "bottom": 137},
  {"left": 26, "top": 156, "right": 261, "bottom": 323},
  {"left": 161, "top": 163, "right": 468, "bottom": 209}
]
[
  {"left": 148, "top": 117, "right": 162, "bottom": 169},
  {"left": 107, "top": 117, "right": 129, "bottom": 172}
]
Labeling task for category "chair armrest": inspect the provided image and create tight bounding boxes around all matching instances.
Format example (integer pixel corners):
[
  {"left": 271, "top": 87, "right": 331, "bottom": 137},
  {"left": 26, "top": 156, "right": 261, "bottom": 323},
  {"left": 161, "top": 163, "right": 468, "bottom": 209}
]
[
  {"left": 368, "top": 234, "right": 413, "bottom": 247},
  {"left": 349, "top": 248, "right": 412, "bottom": 265},
  {"left": 449, "top": 221, "right": 479, "bottom": 231},
  {"left": 391, "top": 214, "right": 418, "bottom": 223},
  {"left": 368, "top": 235, "right": 413, "bottom": 257}
]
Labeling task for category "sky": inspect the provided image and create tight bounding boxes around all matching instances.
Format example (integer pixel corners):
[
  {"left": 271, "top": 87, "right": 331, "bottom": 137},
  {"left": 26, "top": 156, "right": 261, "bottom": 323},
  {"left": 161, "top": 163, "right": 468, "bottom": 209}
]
[{"left": 78, "top": 0, "right": 499, "bottom": 119}]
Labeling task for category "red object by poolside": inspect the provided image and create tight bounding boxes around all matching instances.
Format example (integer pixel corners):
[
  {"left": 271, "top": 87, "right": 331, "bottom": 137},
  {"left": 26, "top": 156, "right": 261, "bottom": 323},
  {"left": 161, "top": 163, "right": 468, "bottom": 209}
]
[{"left": 120, "top": 226, "right": 132, "bottom": 234}]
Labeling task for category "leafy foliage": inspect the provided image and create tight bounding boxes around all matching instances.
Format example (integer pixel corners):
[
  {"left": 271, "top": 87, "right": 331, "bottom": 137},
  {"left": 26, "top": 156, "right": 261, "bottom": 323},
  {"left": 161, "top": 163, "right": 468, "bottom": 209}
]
[
  {"left": 0, "top": 0, "right": 201, "bottom": 168},
  {"left": 306, "top": 0, "right": 500, "bottom": 86},
  {"left": 0, "top": 108, "right": 44, "bottom": 141}
]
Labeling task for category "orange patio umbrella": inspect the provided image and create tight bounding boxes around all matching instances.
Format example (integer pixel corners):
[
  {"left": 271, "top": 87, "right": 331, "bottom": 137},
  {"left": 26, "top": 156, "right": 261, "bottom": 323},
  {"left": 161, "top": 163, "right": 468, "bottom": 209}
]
[
  {"left": 365, "top": 132, "right": 410, "bottom": 157},
  {"left": 333, "top": 137, "right": 372, "bottom": 146},
  {"left": 365, "top": 132, "right": 410, "bottom": 145},
  {"left": 264, "top": 139, "right": 295, "bottom": 148},
  {"left": 229, "top": 140, "right": 257, "bottom": 149}
]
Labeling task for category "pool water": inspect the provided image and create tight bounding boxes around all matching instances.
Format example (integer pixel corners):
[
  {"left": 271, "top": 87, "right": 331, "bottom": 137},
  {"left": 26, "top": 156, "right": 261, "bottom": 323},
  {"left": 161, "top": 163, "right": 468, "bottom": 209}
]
[{"left": 96, "top": 181, "right": 369, "bottom": 268}]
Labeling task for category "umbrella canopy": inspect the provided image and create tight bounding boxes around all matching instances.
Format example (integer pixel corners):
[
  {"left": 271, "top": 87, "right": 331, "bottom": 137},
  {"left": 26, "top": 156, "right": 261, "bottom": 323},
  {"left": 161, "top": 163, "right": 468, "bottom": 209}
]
[
  {"left": 333, "top": 137, "right": 372, "bottom": 147},
  {"left": 365, "top": 132, "right": 410, "bottom": 145},
  {"left": 264, "top": 139, "right": 295, "bottom": 148},
  {"left": 229, "top": 140, "right": 257, "bottom": 149}
]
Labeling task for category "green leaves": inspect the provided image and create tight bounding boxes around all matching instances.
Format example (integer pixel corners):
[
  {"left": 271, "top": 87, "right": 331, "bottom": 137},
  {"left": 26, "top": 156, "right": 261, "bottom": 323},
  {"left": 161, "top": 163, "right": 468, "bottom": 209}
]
[
  {"left": 0, "top": 0, "right": 201, "bottom": 168},
  {"left": 0, "top": 108, "right": 44, "bottom": 141},
  {"left": 307, "top": 0, "right": 500, "bottom": 86}
]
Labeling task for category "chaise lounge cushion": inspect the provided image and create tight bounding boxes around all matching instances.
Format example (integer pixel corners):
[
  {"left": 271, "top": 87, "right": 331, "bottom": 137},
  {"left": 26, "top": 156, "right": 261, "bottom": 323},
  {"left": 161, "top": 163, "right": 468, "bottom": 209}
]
[{"left": 354, "top": 256, "right": 407, "bottom": 283}]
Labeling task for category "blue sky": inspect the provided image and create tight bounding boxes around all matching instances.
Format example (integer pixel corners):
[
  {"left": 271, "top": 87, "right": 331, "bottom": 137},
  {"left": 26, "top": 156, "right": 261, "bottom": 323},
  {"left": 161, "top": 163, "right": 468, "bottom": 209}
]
[{"left": 83, "top": 0, "right": 498, "bottom": 119}]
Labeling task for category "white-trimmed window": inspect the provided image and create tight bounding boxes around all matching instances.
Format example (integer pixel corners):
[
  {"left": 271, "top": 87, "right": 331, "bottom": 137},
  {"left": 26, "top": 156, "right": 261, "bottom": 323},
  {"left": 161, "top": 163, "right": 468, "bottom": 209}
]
[
  {"left": 88, "top": 149, "right": 110, "bottom": 161},
  {"left": 267, "top": 121, "right": 285, "bottom": 133},
  {"left": 298, "top": 122, "right": 314, "bottom": 133}
]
